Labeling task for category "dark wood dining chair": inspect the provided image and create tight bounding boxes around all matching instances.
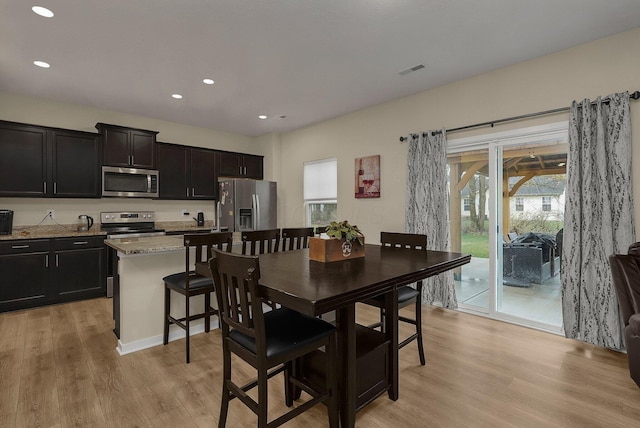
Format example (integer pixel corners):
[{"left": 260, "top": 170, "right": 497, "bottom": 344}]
[
  {"left": 209, "top": 249, "right": 339, "bottom": 428},
  {"left": 162, "top": 232, "right": 233, "bottom": 363},
  {"left": 363, "top": 231, "right": 427, "bottom": 365},
  {"left": 281, "top": 227, "right": 314, "bottom": 251},
  {"left": 241, "top": 229, "right": 280, "bottom": 255}
]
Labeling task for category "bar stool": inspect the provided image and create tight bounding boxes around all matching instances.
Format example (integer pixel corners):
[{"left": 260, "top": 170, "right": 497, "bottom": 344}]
[
  {"left": 162, "top": 232, "right": 233, "bottom": 363},
  {"left": 209, "top": 250, "right": 339, "bottom": 427},
  {"left": 281, "top": 227, "right": 314, "bottom": 251},
  {"left": 363, "top": 231, "right": 427, "bottom": 365}
]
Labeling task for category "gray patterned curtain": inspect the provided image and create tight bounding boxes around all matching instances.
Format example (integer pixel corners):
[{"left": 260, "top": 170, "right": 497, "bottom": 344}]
[
  {"left": 405, "top": 130, "right": 457, "bottom": 309},
  {"left": 562, "top": 92, "right": 635, "bottom": 350}
]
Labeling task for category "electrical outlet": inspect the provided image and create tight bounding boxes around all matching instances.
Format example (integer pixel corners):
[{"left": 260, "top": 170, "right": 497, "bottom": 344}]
[{"left": 46, "top": 209, "right": 55, "bottom": 219}]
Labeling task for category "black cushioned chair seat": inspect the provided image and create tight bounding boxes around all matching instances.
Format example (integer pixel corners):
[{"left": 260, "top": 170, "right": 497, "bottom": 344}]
[
  {"left": 163, "top": 271, "right": 212, "bottom": 290},
  {"left": 370, "top": 285, "right": 419, "bottom": 305},
  {"left": 229, "top": 307, "right": 336, "bottom": 359}
]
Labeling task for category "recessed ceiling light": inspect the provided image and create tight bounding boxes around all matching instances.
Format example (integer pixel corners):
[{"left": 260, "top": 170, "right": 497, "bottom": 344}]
[
  {"left": 172, "top": 94, "right": 183, "bottom": 99},
  {"left": 203, "top": 78, "right": 214, "bottom": 85},
  {"left": 33, "top": 60, "right": 50, "bottom": 68},
  {"left": 258, "top": 115, "right": 267, "bottom": 120},
  {"left": 32, "top": 6, "right": 54, "bottom": 18}
]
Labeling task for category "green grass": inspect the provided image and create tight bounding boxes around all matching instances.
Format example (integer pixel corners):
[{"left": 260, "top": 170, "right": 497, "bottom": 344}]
[{"left": 461, "top": 232, "right": 489, "bottom": 258}]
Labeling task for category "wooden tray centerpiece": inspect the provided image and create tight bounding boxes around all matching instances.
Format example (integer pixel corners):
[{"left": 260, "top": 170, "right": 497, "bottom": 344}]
[{"left": 309, "top": 220, "right": 365, "bottom": 263}]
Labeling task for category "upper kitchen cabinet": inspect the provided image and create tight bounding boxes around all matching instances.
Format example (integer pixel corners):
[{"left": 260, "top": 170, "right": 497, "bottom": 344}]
[
  {"left": 0, "top": 121, "right": 48, "bottom": 197},
  {"left": 51, "top": 130, "right": 101, "bottom": 197},
  {"left": 217, "top": 151, "right": 263, "bottom": 179},
  {"left": 0, "top": 120, "right": 101, "bottom": 198},
  {"left": 96, "top": 123, "right": 158, "bottom": 169},
  {"left": 190, "top": 147, "right": 218, "bottom": 199},
  {"left": 157, "top": 142, "right": 218, "bottom": 200}
]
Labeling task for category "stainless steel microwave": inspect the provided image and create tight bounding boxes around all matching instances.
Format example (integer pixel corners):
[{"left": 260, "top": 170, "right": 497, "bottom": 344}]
[{"left": 102, "top": 166, "right": 159, "bottom": 198}]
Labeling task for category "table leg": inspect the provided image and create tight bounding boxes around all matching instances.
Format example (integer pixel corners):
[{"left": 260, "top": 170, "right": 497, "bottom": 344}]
[
  {"left": 336, "top": 305, "right": 356, "bottom": 428},
  {"left": 384, "top": 287, "right": 399, "bottom": 400}
]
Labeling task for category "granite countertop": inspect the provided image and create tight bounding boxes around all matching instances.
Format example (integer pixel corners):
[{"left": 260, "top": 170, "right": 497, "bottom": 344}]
[
  {"left": 156, "top": 220, "right": 216, "bottom": 234},
  {"left": 0, "top": 224, "right": 107, "bottom": 241},
  {"left": 104, "top": 235, "right": 185, "bottom": 255},
  {"left": 0, "top": 220, "right": 217, "bottom": 241}
]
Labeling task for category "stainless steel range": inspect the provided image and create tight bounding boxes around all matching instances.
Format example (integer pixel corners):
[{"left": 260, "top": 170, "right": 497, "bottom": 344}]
[
  {"left": 101, "top": 211, "right": 165, "bottom": 238},
  {"left": 102, "top": 211, "right": 166, "bottom": 296}
]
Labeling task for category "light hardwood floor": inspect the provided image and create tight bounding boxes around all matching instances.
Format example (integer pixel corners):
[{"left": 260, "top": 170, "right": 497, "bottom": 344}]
[{"left": 1, "top": 298, "right": 640, "bottom": 427}]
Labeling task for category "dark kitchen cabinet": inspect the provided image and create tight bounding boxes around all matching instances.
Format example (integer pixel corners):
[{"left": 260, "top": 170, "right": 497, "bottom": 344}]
[
  {"left": 157, "top": 142, "right": 218, "bottom": 200},
  {"left": 0, "top": 236, "right": 106, "bottom": 313},
  {"left": 0, "top": 121, "right": 101, "bottom": 198},
  {"left": 157, "top": 143, "right": 188, "bottom": 199},
  {"left": 0, "top": 240, "right": 51, "bottom": 312},
  {"left": 96, "top": 123, "right": 157, "bottom": 169},
  {"left": 218, "top": 151, "right": 263, "bottom": 179},
  {"left": 0, "top": 121, "right": 48, "bottom": 196},
  {"left": 190, "top": 148, "right": 218, "bottom": 199},
  {"left": 51, "top": 130, "right": 101, "bottom": 198},
  {"left": 52, "top": 237, "right": 106, "bottom": 302}
]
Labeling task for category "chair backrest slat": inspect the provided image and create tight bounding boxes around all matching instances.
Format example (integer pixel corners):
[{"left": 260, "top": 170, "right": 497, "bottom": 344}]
[
  {"left": 211, "top": 249, "right": 264, "bottom": 340},
  {"left": 182, "top": 232, "right": 233, "bottom": 291},
  {"left": 380, "top": 231, "right": 427, "bottom": 251},
  {"left": 281, "top": 227, "right": 314, "bottom": 251},
  {"left": 241, "top": 229, "right": 280, "bottom": 255},
  {"left": 184, "top": 231, "right": 233, "bottom": 261}
]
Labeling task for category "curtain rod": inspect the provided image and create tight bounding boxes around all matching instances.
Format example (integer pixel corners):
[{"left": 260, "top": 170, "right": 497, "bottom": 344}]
[{"left": 399, "top": 90, "right": 640, "bottom": 142}]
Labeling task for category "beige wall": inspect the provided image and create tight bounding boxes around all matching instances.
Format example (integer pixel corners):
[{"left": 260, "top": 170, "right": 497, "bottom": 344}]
[
  {"left": 0, "top": 92, "right": 270, "bottom": 226},
  {"left": 2, "top": 28, "right": 640, "bottom": 235},
  {"left": 276, "top": 27, "right": 640, "bottom": 242}
]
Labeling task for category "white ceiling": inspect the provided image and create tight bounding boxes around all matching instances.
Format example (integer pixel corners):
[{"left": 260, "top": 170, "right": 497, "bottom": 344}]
[{"left": 1, "top": 1, "right": 639, "bottom": 137}]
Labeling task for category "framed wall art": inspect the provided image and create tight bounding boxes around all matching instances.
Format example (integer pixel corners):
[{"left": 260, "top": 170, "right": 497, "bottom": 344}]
[{"left": 355, "top": 154, "right": 380, "bottom": 198}]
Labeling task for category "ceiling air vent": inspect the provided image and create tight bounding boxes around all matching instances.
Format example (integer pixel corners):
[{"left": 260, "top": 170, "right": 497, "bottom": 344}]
[{"left": 398, "top": 64, "right": 425, "bottom": 76}]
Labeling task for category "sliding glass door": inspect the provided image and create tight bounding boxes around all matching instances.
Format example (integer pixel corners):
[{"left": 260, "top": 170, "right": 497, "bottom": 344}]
[
  {"left": 448, "top": 147, "right": 491, "bottom": 312},
  {"left": 449, "top": 123, "right": 567, "bottom": 331}
]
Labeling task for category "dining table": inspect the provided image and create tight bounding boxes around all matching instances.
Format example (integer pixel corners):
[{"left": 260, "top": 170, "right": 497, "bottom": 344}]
[{"left": 251, "top": 243, "right": 471, "bottom": 428}]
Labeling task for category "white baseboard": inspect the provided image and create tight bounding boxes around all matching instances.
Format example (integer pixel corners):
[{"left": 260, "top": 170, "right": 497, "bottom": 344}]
[{"left": 116, "top": 320, "right": 220, "bottom": 356}]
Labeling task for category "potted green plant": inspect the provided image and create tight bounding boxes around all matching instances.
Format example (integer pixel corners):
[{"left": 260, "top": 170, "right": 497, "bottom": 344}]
[
  {"left": 324, "top": 220, "right": 364, "bottom": 246},
  {"left": 310, "top": 220, "right": 365, "bottom": 262}
]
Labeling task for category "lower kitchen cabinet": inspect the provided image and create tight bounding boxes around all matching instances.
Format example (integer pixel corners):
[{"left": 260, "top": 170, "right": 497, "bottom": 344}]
[
  {"left": 0, "top": 239, "right": 51, "bottom": 312},
  {"left": 0, "top": 236, "right": 106, "bottom": 313},
  {"left": 53, "top": 237, "right": 106, "bottom": 303}
]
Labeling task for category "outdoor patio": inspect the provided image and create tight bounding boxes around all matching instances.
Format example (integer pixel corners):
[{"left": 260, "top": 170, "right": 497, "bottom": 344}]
[{"left": 454, "top": 256, "right": 563, "bottom": 327}]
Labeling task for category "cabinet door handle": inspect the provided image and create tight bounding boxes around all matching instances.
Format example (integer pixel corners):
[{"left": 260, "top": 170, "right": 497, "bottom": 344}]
[
  {"left": 73, "top": 241, "right": 89, "bottom": 245},
  {"left": 244, "top": 166, "right": 247, "bottom": 175},
  {"left": 56, "top": 254, "right": 59, "bottom": 267},
  {"left": 54, "top": 182, "right": 57, "bottom": 195},
  {"left": 12, "top": 244, "right": 29, "bottom": 249},
  {"left": 44, "top": 182, "right": 47, "bottom": 194},
  {"left": 45, "top": 254, "right": 49, "bottom": 268},
  {"left": 239, "top": 166, "right": 243, "bottom": 175},
  {"left": 192, "top": 187, "right": 195, "bottom": 197}
]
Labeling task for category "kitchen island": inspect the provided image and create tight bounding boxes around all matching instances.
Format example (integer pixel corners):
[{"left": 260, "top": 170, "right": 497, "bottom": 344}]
[{"left": 105, "top": 234, "right": 217, "bottom": 355}]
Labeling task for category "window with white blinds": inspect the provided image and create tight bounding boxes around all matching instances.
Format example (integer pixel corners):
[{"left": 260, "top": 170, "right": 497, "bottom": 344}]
[{"left": 303, "top": 158, "right": 337, "bottom": 227}]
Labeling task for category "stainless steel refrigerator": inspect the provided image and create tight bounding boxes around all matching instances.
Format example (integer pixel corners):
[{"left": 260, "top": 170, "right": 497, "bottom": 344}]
[{"left": 218, "top": 179, "right": 277, "bottom": 232}]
